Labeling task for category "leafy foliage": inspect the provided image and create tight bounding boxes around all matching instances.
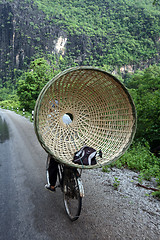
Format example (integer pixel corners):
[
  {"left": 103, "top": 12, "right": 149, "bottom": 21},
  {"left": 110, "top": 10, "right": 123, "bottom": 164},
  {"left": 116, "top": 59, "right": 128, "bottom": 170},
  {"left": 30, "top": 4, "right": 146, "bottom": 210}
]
[
  {"left": 0, "top": 95, "right": 20, "bottom": 109},
  {"left": 33, "top": 0, "right": 160, "bottom": 67},
  {"left": 126, "top": 65, "right": 160, "bottom": 147},
  {"left": 17, "top": 58, "right": 58, "bottom": 111},
  {"left": 103, "top": 141, "right": 160, "bottom": 192}
]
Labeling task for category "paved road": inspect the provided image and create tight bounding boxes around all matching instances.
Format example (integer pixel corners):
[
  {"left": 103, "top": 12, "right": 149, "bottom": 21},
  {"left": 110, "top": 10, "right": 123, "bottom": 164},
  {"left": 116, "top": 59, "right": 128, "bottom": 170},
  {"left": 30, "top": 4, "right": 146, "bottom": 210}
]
[{"left": 0, "top": 109, "right": 160, "bottom": 240}]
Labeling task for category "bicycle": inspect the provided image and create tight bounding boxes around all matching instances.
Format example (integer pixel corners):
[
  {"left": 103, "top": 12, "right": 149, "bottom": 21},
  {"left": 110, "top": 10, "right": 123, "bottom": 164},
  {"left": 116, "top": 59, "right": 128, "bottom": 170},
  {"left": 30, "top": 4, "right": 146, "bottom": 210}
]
[{"left": 46, "top": 159, "right": 84, "bottom": 221}]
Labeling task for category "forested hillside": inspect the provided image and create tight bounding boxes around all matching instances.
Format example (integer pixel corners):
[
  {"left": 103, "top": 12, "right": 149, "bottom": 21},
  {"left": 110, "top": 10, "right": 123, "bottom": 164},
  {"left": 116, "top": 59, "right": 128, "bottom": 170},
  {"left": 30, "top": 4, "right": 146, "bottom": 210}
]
[
  {"left": 0, "top": 0, "right": 160, "bottom": 85},
  {"left": 34, "top": 0, "right": 160, "bottom": 67}
]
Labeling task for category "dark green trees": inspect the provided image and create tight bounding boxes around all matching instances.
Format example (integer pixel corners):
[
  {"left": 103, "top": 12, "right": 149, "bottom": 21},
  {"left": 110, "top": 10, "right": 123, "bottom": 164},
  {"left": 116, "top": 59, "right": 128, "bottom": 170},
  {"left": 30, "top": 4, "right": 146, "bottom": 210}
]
[
  {"left": 126, "top": 65, "right": 160, "bottom": 147},
  {"left": 17, "top": 58, "right": 55, "bottom": 111}
]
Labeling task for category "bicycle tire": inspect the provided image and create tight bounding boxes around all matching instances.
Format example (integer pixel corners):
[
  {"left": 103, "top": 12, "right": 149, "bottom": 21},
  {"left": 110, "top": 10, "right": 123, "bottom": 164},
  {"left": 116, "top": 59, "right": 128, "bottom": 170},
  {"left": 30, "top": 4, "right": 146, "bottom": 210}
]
[
  {"left": 63, "top": 168, "right": 82, "bottom": 221},
  {"left": 57, "top": 165, "right": 64, "bottom": 191}
]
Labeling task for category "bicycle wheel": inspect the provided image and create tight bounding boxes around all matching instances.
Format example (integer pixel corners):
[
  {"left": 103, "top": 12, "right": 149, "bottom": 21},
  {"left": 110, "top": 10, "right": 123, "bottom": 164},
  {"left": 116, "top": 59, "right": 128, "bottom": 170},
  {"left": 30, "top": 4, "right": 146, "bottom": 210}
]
[
  {"left": 63, "top": 169, "right": 82, "bottom": 221},
  {"left": 57, "top": 165, "right": 64, "bottom": 191}
]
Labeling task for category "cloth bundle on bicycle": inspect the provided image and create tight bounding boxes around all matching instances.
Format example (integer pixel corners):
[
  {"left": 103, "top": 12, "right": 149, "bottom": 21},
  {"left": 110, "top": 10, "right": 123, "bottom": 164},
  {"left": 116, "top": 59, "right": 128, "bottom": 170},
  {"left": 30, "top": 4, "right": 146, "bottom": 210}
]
[{"left": 73, "top": 146, "right": 97, "bottom": 165}]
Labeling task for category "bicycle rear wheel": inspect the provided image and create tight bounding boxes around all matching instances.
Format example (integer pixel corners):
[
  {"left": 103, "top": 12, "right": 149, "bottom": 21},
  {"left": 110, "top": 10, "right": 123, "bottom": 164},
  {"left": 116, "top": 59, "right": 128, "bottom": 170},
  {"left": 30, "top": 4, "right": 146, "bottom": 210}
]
[{"left": 63, "top": 169, "right": 82, "bottom": 221}]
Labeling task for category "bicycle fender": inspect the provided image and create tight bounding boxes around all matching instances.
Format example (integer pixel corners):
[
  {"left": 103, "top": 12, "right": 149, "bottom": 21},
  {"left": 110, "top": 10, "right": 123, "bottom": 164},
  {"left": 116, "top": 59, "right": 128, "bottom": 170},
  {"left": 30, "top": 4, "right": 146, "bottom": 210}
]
[{"left": 77, "top": 178, "right": 84, "bottom": 198}]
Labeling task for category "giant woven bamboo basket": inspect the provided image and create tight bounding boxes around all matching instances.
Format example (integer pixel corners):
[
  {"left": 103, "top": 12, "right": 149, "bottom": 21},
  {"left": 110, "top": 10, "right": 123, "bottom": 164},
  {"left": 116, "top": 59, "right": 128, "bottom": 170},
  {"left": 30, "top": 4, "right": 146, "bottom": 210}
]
[{"left": 34, "top": 67, "right": 136, "bottom": 169}]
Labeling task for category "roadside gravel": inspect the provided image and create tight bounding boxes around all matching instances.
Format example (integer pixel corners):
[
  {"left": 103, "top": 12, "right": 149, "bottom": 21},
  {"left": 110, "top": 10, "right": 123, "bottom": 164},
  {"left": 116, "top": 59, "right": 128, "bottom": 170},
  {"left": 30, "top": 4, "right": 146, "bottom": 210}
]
[{"left": 82, "top": 167, "right": 160, "bottom": 240}]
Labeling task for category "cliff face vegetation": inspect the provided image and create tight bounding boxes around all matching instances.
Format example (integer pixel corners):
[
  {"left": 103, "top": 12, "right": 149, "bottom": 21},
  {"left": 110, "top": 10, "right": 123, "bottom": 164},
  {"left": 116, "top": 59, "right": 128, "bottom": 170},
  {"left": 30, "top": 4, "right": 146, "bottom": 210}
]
[{"left": 0, "top": 0, "right": 160, "bottom": 85}]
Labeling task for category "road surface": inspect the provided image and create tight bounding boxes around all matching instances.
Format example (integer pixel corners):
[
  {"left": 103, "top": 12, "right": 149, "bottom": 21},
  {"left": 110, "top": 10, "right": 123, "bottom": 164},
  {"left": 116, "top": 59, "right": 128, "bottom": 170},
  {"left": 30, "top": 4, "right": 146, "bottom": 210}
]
[{"left": 0, "top": 109, "right": 160, "bottom": 240}]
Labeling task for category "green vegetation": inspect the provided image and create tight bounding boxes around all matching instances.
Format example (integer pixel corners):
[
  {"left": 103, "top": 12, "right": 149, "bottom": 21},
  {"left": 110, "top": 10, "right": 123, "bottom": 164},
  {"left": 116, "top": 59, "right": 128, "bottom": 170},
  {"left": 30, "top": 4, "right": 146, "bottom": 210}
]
[
  {"left": 17, "top": 58, "right": 59, "bottom": 111},
  {"left": 126, "top": 65, "right": 160, "bottom": 147},
  {"left": 113, "top": 177, "right": 120, "bottom": 190},
  {"left": 16, "top": 56, "right": 77, "bottom": 111},
  {"left": 103, "top": 141, "right": 160, "bottom": 181},
  {"left": 0, "top": 96, "right": 20, "bottom": 110},
  {"left": 103, "top": 140, "right": 160, "bottom": 197},
  {"left": 33, "top": 0, "right": 160, "bottom": 67}
]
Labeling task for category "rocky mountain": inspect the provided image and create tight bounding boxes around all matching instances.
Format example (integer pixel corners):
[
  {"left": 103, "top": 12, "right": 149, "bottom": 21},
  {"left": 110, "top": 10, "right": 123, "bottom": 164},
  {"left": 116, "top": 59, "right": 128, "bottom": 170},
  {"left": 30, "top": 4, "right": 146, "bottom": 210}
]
[{"left": 0, "top": 0, "right": 160, "bottom": 85}]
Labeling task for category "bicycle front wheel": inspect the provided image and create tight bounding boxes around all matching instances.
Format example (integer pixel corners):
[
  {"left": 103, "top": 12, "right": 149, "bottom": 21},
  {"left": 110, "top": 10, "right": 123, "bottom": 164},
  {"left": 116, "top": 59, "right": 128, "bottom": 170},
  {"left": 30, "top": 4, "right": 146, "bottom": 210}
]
[{"left": 63, "top": 169, "right": 82, "bottom": 221}]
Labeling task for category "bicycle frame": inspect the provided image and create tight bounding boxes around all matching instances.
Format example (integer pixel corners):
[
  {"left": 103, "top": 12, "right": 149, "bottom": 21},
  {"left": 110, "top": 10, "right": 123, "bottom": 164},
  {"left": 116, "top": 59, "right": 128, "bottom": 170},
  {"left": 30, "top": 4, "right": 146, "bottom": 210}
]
[{"left": 58, "top": 165, "right": 84, "bottom": 198}]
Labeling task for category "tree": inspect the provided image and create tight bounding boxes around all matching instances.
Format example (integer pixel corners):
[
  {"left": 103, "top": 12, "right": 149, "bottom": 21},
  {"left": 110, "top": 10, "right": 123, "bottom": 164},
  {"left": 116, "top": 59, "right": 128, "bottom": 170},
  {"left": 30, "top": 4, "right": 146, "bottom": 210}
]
[
  {"left": 126, "top": 65, "right": 160, "bottom": 148},
  {"left": 153, "top": 0, "right": 160, "bottom": 5},
  {"left": 17, "top": 58, "right": 56, "bottom": 111}
]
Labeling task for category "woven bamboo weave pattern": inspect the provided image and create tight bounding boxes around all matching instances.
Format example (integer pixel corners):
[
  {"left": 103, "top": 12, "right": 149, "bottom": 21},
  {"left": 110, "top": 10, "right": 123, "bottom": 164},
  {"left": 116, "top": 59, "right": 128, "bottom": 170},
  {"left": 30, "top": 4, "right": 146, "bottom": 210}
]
[{"left": 34, "top": 67, "right": 136, "bottom": 169}]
